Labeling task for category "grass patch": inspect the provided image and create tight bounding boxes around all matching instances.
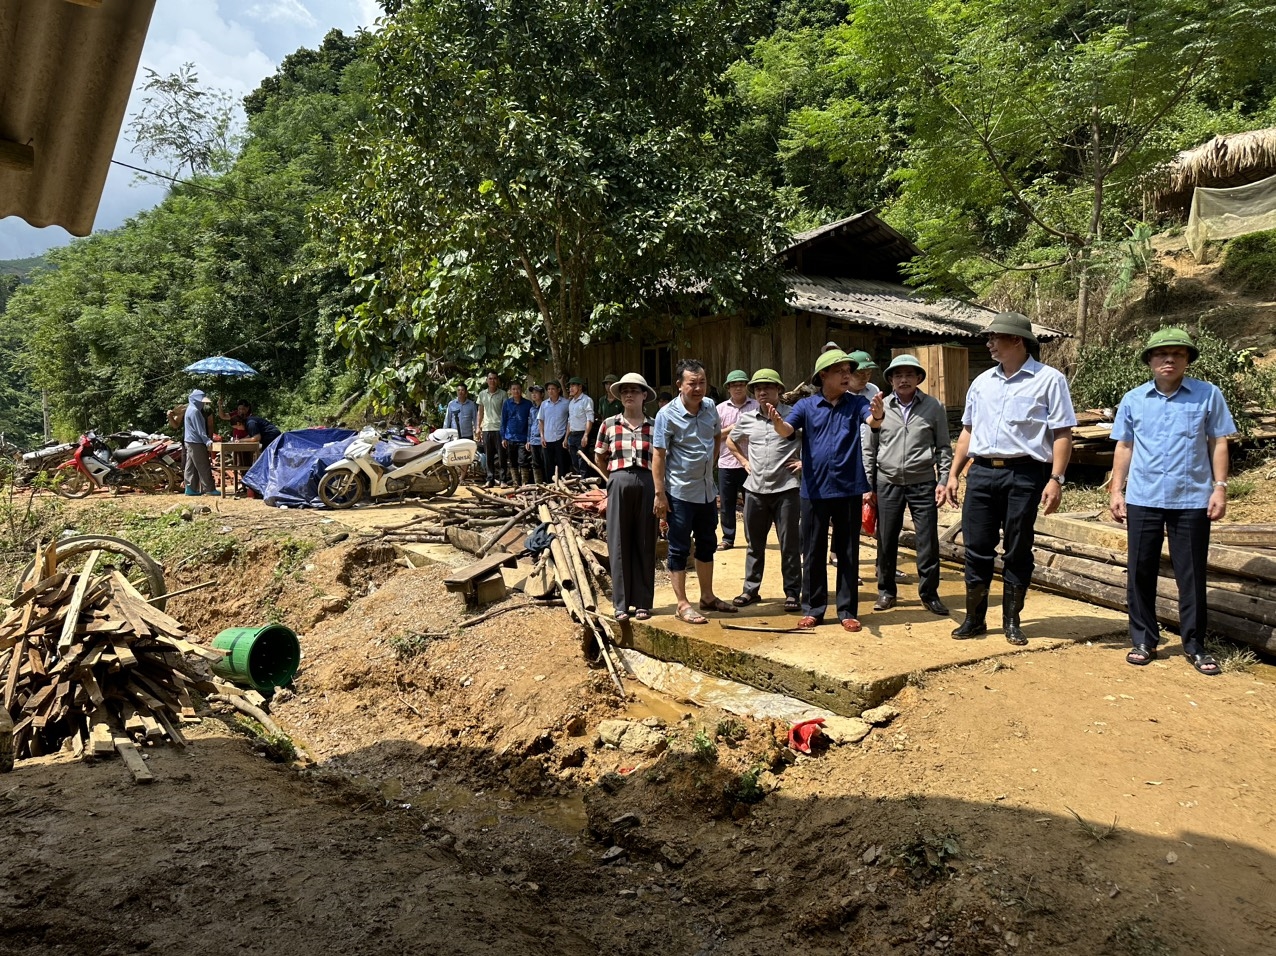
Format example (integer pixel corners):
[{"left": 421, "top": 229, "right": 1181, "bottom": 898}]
[
  {"left": 1205, "top": 634, "right": 1260, "bottom": 673},
  {"left": 715, "top": 718, "right": 747, "bottom": 743},
  {"left": 233, "top": 716, "right": 299, "bottom": 763},
  {"left": 388, "top": 630, "right": 446, "bottom": 661},
  {"left": 1220, "top": 229, "right": 1276, "bottom": 296},
  {"left": 1066, "top": 806, "right": 1119, "bottom": 842},
  {"left": 726, "top": 765, "right": 767, "bottom": 805}
]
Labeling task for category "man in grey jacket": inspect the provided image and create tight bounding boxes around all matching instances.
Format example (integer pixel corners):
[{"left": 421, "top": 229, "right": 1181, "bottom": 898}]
[
  {"left": 183, "top": 389, "right": 219, "bottom": 496},
  {"left": 864, "top": 355, "right": 951, "bottom": 614}
]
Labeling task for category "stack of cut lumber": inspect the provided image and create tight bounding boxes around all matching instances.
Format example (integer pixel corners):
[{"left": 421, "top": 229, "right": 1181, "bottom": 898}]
[
  {"left": 902, "top": 512, "right": 1276, "bottom": 654},
  {"left": 0, "top": 549, "right": 223, "bottom": 773}
]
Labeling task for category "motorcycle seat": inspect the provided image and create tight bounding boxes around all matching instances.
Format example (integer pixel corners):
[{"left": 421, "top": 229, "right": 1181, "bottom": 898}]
[
  {"left": 390, "top": 442, "right": 434, "bottom": 465},
  {"left": 113, "top": 443, "right": 162, "bottom": 461}
]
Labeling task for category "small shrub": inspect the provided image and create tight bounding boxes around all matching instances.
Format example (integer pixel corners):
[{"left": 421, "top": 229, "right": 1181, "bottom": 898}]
[
  {"left": 1220, "top": 229, "right": 1276, "bottom": 296},
  {"left": 691, "top": 729, "right": 718, "bottom": 764},
  {"left": 730, "top": 765, "right": 766, "bottom": 804},
  {"left": 389, "top": 630, "right": 437, "bottom": 661},
  {"left": 715, "top": 718, "right": 747, "bottom": 743},
  {"left": 233, "top": 716, "right": 298, "bottom": 763},
  {"left": 895, "top": 831, "right": 960, "bottom": 884}
]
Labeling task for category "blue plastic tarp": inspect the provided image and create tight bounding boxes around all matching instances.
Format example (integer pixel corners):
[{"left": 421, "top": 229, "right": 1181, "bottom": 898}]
[
  {"left": 243, "top": 428, "right": 356, "bottom": 508},
  {"left": 242, "top": 428, "right": 409, "bottom": 508}
]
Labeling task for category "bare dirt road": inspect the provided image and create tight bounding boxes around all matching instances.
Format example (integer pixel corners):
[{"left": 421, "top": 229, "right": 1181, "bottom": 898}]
[{"left": 1, "top": 495, "right": 1273, "bottom": 955}]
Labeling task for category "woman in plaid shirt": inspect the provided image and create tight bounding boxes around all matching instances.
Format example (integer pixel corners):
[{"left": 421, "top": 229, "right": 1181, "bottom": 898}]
[{"left": 594, "top": 373, "right": 658, "bottom": 622}]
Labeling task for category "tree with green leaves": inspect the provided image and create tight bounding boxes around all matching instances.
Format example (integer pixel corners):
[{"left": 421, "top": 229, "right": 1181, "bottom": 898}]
[
  {"left": 327, "top": 0, "right": 789, "bottom": 395},
  {"left": 128, "top": 63, "right": 241, "bottom": 178},
  {"left": 822, "top": 0, "right": 1276, "bottom": 349}
]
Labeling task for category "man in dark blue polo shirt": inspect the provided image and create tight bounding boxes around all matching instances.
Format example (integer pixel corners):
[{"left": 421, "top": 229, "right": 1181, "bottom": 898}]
[{"left": 771, "top": 350, "right": 884, "bottom": 632}]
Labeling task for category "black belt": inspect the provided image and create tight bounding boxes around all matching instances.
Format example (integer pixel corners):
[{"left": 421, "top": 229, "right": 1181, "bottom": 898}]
[{"left": 973, "top": 456, "right": 1041, "bottom": 469}]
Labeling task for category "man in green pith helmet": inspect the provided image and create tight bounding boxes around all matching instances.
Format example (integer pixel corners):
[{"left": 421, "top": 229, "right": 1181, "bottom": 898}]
[
  {"left": 596, "top": 373, "right": 622, "bottom": 420},
  {"left": 942, "top": 312, "right": 1076, "bottom": 646},
  {"left": 725, "top": 369, "right": 802, "bottom": 610},
  {"left": 715, "top": 369, "right": 757, "bottom": 550},
  {"left": 1110, "top": 328, "right": 1235, "bottom": 677}
]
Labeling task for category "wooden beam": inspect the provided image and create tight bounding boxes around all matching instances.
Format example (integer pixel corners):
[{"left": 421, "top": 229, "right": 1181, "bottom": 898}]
[{"left": 0, "top": 139, "right": 34, "bottom": 172}]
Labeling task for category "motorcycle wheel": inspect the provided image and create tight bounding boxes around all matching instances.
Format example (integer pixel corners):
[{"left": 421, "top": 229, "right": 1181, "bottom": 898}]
[
  {"left": 410, "top": 465, "right": 457, "bottom": 499},
  {"left": 133, "top": 460, "right": 175, "bottom": 493},
  {"left": 53, "top": 469, "right": 94, "bottom": 499},
  {"left": 317, "top": 470, "right": 365, "bottom": 509},
  {"left": 13, "top": 534, "right": 167, "bottom": 608}
]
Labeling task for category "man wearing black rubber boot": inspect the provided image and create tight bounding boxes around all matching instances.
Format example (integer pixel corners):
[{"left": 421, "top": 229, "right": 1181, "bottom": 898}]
[{"left": 941, "top": 313, "right": 1075, "bottom": 645}]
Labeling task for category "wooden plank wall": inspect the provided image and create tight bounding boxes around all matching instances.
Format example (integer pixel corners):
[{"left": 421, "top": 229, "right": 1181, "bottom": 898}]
[{"left": 529, "top": 313, "right": 983, "bottom": 399}]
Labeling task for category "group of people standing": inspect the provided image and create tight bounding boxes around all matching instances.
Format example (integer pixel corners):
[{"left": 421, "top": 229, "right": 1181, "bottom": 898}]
[
  {"left": 443, "top": 373, "right": 630, "bottom": 488},
  {"left": 447, "top": 312, "right": 1236, "bottom": 677}
]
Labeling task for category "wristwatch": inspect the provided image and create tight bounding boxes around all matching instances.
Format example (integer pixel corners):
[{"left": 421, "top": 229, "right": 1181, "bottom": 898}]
[
  {"left": 1050, "top": 474, "right": 1066, "bottom": 486},
  {"left": 1214, "top": 480, "right": 1228, "bottom": 489}
]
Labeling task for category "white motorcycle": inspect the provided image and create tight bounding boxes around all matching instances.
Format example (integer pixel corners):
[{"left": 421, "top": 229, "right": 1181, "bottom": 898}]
[{"left": 317, "top": 427, "right": 477, "bottom": 509}]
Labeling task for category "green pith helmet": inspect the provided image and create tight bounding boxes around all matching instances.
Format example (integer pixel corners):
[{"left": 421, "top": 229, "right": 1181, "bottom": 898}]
[
  {"left": 1141, "top": 327, "right": 1199, "bottom": 364},
  {"left": 748, "top": 368, "right": 785, "bottom": 392},
  {"left": 810, "top": 349, "right": 858, "bottom": 386},
  {"left": 603, "top": 373, "right": 619, "bottom": 384},
  {"left": 884, "top": 354, "right": 926, "bottom": 383},
  {"left": 846, "top": 350, "right": 878, "bottom": 371},
  {"left": 724, "top": 369, "right": 749, "bottom": 386},
  {"left": 982, "top": 311, "right": 1040, "bottom": 360}
]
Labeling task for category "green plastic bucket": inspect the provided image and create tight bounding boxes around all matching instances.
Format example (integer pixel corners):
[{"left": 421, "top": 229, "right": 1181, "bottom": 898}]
[{"left": 211, "top": 625, "right": 301, "bottom": 692}]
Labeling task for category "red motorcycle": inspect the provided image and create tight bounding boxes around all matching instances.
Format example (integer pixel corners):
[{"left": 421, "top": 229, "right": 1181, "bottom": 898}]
[{"left": 53, "top": 432, "right": 179, "bottom": 498}]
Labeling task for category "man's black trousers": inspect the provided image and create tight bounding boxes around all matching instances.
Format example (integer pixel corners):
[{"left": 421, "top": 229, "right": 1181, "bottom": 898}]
[
  {"left": 962, "top": 458, "right": 1048, "bottom": 588},
  {"left": 1126, "top": 504, "right": 1209, "bottom": 656}
]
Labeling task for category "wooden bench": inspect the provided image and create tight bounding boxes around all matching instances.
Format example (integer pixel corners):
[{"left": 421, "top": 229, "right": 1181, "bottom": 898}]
[{"left": 443, "top": 553, "right": 520, "bottom": 606}]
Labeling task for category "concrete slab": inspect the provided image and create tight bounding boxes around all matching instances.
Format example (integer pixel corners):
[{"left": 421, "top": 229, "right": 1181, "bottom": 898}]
[
  {"left": 327, "top": 496, "right": 1127, "bottom": 718},
  {"left": 621, "top": 540, "right": 1128, "bottom": 717}
]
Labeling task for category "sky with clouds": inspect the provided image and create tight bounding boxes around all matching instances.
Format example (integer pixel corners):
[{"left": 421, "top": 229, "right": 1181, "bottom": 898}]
[{"left": 0, "top": 0, "right": 382, "bottom": 260}]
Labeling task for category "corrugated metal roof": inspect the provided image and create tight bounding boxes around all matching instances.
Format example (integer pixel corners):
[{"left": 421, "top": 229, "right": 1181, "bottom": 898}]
[
  {"left": 0, "top": 0, "right": 156, "bottom": 236},
  {"left": 786, "top": 273, "right": 1066, "bottom": 341}
]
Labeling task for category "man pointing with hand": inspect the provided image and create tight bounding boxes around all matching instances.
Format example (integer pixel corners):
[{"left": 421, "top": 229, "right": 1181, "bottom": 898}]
[{"left": 771, "top": 349, "right": 885, "bottom": 633}]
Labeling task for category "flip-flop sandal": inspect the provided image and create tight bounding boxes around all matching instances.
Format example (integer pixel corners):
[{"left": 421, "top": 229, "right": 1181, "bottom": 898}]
[
  {"left": 1126, "top": 645, "right": 1155, "bottom": 666},
  {"left": 614, "top": 612, "right": 630, "bottom": 623},
  {"left": 635, "top": 609, "right": 651, "bottom": 621},
  {"left": 1185, "top": 652, "right": 1221, "bottom": 676},
  {"left": 676, "top": 606, "right": 709, "bottom": 625},
  {"left": 783, "top": 597, "right": 801, "bottom": 613},
  {"left": 731, "top": 592, "right": 761, "bottom": 607},
  {"left": 698, "top": 598, "right": 739, "bottom": 614}
]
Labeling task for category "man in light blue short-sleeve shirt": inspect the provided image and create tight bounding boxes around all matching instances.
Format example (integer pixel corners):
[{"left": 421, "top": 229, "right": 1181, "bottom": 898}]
[{"left": 1109, "top": 328, "right": 1235, "bottom": 677}]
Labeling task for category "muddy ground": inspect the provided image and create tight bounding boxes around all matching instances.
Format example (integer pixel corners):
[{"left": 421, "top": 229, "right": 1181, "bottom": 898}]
[{"left": 1, "top": 494, "right": 1273, "bottom": 956}]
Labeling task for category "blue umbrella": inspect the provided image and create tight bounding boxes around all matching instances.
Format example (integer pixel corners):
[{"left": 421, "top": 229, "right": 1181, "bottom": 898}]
[{"left": 183, "top": 356, "right": 258, "bottom": 377}]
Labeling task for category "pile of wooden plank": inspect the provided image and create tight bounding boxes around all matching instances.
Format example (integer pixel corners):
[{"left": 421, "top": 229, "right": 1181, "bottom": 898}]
[
  {"left": 1069, "top": 405, "right": 1276, "bottom": 470},
  {"left": 902, "top": 513, "right": 1276, "bottom": 654},
  {"left": 0, "top": 546, "right": 224, "bottom": 777}
]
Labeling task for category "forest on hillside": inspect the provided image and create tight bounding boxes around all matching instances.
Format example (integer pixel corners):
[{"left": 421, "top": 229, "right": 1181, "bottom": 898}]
[{"left": 2, "top": 0, "right": 1275, "bottom": 446}]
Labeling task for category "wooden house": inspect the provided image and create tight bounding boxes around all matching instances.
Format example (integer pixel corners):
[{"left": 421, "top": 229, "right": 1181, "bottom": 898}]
[{"left": 562, "top": 211, "right": 1064, "bottom": 408}]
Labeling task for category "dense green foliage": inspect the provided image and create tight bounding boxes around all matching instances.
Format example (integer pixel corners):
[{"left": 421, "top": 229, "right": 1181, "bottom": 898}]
[
  {"left": 1220, "top": 229, "right": 1276, "bottom": 297},
  {"left": 327, "top": 0, "right": 789, "bottom": 402},
  {"left": 0, "top": 31, "right": 369, "bottom": 442},
  {"left": 1071, "top": 326, "right": 1276, "bottom": 432},
  {"left": 3, "top": 2, "right": 1276, "bottom": 439}
]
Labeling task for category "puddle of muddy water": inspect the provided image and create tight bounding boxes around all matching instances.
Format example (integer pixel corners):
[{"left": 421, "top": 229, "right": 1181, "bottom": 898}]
[{"left": 624, "top": 685, "right": 698, "bottom": 725}]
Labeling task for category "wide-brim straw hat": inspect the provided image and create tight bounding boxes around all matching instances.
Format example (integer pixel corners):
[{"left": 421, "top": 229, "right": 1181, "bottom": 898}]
[
  {"left": 810, "top": 349, "right": 858, "bottom": 386},
  {"left": 1141, "top": 327, "right": 1199, "bottom": 364},
  {"left": 982, "top": 311, "right": 1040, "bottom": 360},
  {"left": 884, "top": 354, "right": 926, "bottom": 383},
  {"left": 609, "top": 372, "right": 656, "bottom": 403}
]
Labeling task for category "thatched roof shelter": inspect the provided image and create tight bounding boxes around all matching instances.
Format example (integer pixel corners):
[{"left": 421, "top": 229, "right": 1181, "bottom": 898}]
[{"left": 1152, "top": 128, "right": 1276, "bottom": 214}]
